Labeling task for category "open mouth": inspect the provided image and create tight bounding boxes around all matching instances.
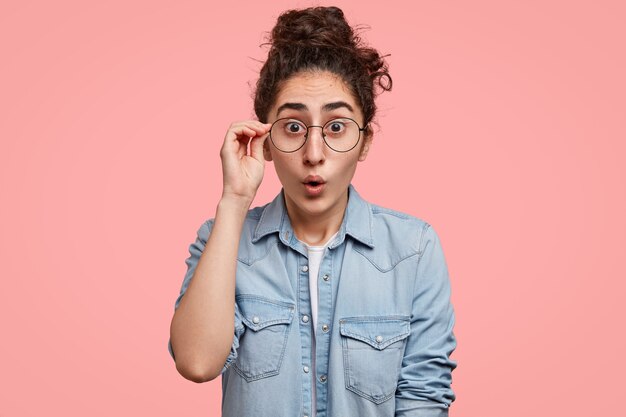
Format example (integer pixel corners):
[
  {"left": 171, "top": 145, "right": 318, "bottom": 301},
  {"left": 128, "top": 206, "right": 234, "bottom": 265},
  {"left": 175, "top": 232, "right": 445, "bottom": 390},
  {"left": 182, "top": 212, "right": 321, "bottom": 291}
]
[
  {"left": 303, "top": 175, "right": 325, "bottom": 186},
  {"left": 303, "top": 175, "right": 326, "bottom": 196}
]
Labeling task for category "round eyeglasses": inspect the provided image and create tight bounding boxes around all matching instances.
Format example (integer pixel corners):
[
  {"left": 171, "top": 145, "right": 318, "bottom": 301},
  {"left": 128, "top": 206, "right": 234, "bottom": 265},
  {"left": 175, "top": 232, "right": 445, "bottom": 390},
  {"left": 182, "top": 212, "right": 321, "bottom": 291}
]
[{"left": 268, "top": 117, "right": 367, "bottom": 153}]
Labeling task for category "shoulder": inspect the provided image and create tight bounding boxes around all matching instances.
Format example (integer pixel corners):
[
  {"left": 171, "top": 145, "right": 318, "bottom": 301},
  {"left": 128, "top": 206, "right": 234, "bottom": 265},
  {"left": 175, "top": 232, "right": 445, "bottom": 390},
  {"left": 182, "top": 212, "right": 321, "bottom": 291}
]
[
  {"left": 369, "top": 202, "right": 432, "bottom": 242},
  {"left": 367, "top": 202, "right": 447, "bottom": 265},
  {"left": 353, "top": 199, "right": 435, "bottom": 271}
]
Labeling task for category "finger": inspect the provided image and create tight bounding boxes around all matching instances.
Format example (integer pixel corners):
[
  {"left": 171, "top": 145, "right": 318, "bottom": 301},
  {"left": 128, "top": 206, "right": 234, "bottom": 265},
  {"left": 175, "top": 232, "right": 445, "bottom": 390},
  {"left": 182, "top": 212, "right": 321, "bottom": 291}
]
[
  {"left": 235, "top": 120, "right": 271, "bottom": 134},
  {"left": 249, "top": 131, "right": 269, "bottom": 161},
  {"left": 241, "top": 124, "right": 271, "bottom": 138},
  {"left": 222, "top": 128, "right": 251, "bottom": 160},
  {"left": 223, "top": 122, "right": 271, "bottom": 158},
  {"left": 226, "top": 127, "right": 256, "bottom": 149},
  {"left": 237, "top": 127, "right": 257, "bottom": 141},
  {"left": 235, "top": 125, "right": 269, "bottom": 149}
]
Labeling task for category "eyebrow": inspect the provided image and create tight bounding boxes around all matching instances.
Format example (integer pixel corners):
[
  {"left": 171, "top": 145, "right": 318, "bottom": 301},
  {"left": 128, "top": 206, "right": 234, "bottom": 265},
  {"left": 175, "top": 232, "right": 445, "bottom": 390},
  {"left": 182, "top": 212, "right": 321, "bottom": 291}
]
[{"left": 275, "top": 101, "right": 355, "bottom": 117}]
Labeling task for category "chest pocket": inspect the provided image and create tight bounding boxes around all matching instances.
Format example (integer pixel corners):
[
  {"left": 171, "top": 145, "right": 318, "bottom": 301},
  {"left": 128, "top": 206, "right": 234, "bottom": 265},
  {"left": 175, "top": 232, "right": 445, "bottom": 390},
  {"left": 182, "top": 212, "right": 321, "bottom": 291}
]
[
  {"left": 232, "top": 296, "right": 295, "bottom": 382},
  {"left": 339, "top": 316, "right": 411, "bottom": 404}
]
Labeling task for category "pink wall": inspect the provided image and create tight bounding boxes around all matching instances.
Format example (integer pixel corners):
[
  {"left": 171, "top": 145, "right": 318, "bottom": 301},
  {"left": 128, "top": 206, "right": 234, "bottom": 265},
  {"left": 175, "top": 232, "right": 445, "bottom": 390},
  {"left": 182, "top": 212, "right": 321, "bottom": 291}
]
[{"left": 1, "top": 0, "right": 624, "bottom": 415}]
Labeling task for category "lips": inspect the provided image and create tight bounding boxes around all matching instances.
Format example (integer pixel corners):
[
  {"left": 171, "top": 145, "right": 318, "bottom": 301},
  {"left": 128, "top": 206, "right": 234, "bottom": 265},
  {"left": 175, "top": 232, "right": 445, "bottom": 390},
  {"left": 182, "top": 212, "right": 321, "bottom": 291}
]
[
  {"left": 302, "top": 175, "right": 326, "bottom": 197},
  {"left": 303, "top": 175, "right": 326, "bottom": 186}
]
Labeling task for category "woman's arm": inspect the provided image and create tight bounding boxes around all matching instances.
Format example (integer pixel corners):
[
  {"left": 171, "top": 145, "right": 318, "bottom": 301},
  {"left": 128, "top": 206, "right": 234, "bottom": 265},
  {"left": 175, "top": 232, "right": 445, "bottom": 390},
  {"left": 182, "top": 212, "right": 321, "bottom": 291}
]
[
  {"left": 395, "top": 222, "right": 458, "bottom": 416},
  {"left": 169, "top": 196, "right": 250, "bottom": 382},
  {"left": 168, "top": 120, "right": 270, "bottom": 383}
]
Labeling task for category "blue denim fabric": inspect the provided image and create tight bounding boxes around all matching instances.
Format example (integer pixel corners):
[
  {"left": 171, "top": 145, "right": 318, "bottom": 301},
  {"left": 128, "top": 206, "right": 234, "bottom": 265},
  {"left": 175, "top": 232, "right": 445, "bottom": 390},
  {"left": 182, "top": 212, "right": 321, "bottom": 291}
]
[{"left": 169, "top": 184, "right": 457, "bottom": 417}]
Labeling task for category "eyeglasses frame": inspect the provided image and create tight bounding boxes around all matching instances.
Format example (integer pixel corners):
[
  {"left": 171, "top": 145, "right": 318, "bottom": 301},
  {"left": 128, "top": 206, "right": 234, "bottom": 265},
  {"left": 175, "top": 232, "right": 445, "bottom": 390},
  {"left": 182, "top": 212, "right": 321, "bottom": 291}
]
[{"left": 268, "top": 116, "right": 368, "bottom": 153}]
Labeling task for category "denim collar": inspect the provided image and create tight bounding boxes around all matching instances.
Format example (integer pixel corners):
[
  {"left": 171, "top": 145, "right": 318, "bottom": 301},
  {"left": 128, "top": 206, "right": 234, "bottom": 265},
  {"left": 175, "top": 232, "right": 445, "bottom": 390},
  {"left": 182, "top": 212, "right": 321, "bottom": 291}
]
[{"left": 252, "top": 183, "right": 374, "bottom": 249}]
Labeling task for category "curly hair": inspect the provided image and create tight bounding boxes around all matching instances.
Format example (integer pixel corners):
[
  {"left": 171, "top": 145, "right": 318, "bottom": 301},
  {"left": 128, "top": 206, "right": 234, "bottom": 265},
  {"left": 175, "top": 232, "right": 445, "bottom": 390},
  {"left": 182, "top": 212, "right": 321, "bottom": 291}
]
[{"left": 253, "top": 6, "right": 392, "bottom": 137}]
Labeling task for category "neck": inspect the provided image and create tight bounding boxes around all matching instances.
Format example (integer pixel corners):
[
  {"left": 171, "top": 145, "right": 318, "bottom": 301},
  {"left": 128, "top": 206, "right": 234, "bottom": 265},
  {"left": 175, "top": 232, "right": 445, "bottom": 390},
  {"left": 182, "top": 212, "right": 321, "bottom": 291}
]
[{"left": 284, "top": 188, "right": 348, "bottom": 247}]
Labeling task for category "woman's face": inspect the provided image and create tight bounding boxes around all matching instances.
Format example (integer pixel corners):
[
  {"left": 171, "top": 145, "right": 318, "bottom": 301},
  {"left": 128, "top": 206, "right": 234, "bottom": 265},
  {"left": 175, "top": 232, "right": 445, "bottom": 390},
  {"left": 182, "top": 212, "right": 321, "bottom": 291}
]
[{"left": 263, "top": 70, "right": 372, "bottom": 220}]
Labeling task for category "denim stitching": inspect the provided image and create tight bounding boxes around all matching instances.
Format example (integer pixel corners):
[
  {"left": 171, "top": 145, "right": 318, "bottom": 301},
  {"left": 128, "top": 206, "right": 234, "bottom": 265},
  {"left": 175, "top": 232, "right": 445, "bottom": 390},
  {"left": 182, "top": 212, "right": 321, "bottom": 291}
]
[
  {"left": 340, "top": 331, "right": 410, "bottom": 350},
  {"left": 340, "top": 317, "right": 407, "bottom": 404},
  {"left": 412, "top": 222, "right": 431, "bottom": 317},
  {"left": 232, "top": 321, "right": 292, "bottom": 382},
  {"left": 232, "top": 298, "right": 294, "bottom": 382},
  {"left": 236, "top": 296, "right": 295, "bottom": 329},
  {"left": 237, "top": 239, "right": 279, "bottom": 266},
  {"left": 339, "top": 317, "right": 410, "bottom": 349},
  {"left": 353, "top": 246, "right": 419, "bottom": 272},
  {"left": 371, "top": 205, "right": 412, "bottom": 219}
]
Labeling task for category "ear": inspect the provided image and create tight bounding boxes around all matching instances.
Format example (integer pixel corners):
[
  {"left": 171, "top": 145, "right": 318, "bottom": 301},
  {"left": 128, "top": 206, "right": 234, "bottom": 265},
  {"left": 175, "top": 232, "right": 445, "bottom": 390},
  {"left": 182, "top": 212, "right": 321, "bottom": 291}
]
[
  {"left": 263, "top": 138, "right": 273, "bottom": 161},
  {"left": 357, "top": 131, "right": 373, "bottom": 162}
]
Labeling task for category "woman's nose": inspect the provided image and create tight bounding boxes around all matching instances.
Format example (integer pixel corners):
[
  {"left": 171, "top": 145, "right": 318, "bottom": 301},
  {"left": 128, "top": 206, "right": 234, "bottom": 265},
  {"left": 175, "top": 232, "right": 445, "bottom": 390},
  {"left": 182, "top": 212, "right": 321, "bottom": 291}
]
[{"left": 303, "top": 127, "right": 326, "bottom": 165}]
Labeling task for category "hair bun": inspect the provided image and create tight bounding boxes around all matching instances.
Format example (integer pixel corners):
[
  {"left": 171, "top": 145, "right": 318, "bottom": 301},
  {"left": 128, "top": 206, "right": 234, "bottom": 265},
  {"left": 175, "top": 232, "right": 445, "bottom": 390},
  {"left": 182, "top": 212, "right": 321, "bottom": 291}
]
[{"left": 270, "top": 6, "right": 355, "bottom": 50}]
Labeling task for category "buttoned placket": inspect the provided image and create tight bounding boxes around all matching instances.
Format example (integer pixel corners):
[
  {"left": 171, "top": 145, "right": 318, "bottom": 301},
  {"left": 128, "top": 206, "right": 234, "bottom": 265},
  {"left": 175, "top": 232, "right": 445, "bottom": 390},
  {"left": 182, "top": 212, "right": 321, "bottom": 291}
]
[
  {"left": 299, "top": 247, "right": 316, "bottom": 417},
  {"left": 312, "top": 244, "right": 334, "bottom": 417},
  {"left": 280, "top": 227, "right": 315, "bottom": 417},
  {"left": 280, "top": 222, "right": 346, "bottom": 417}
]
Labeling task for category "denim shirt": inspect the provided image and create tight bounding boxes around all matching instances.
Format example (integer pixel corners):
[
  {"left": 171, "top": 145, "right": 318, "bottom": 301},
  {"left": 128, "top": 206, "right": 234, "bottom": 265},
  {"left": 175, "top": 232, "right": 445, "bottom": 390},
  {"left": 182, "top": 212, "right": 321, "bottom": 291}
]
[{"left": 169, "top": 184, "right": 457, "bottom": 417}]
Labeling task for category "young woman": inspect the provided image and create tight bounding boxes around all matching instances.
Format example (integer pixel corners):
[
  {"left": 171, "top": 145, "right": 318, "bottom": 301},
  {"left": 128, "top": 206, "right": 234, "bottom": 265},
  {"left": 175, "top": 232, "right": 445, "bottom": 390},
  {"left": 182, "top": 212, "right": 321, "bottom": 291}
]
[{"left": 168, "top": 6, "right": 457, "bottom": 417}]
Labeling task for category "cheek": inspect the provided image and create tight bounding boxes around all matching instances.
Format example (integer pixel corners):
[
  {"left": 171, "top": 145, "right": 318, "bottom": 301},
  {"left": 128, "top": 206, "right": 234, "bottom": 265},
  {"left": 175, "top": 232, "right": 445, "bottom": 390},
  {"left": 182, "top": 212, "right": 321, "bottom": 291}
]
[
  {"left": 272, "top": 156, "right": 299, "bottom": 180},
  {"left": 330, "top": 159, "right": 360, "bottom": 182}
]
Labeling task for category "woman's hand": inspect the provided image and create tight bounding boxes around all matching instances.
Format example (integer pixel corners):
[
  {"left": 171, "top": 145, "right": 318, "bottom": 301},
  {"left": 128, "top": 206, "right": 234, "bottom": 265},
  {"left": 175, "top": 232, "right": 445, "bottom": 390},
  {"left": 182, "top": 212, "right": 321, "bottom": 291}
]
[{"left": 219, "top": 120, "right": 272, "bottom": 204}]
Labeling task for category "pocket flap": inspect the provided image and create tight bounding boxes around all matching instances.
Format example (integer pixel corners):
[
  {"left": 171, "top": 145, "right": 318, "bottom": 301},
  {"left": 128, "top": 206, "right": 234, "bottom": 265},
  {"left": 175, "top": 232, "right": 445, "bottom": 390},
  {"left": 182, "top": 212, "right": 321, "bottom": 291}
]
[
  {"left": 339, "top": 316, "right": 410, "bottom": 350},
  {"left": 237, "top": 296, "right": 295, "bottom": 331}
]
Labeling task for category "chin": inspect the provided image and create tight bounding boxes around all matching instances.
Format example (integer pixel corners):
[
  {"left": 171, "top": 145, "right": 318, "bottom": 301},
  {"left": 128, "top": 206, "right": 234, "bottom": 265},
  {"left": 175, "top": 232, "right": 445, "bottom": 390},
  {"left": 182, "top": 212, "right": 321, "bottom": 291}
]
[{"left": 285, "top": 188, "right": 324, "bottom": 208}]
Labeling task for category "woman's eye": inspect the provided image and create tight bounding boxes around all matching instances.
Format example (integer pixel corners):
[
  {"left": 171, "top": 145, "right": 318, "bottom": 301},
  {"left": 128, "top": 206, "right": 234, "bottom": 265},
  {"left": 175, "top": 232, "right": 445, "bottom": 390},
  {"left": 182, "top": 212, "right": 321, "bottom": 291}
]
[
  {"left": 328, "top": 121, "right": 345, "bottom": 133},
  {"left": 286, "top": 122, "right": 303, "bottom": 133}
]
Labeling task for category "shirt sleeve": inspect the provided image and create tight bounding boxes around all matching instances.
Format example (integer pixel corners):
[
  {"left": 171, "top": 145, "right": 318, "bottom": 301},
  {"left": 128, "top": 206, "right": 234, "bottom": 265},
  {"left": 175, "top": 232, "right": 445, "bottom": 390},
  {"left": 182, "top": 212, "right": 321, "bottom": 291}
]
[
  {"left": 395, "top": 222, "right": 457, "bottom": 417},
  {"left": 167, "top": 219, "right": 245, "bottom": 375}
]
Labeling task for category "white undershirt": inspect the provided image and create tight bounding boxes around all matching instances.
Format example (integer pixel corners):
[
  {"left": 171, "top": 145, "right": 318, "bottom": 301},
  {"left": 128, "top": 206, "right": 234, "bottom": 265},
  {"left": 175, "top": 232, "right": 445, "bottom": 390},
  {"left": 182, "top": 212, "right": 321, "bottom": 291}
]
[{"left": 299, "top": 231, "right": 338, "bottom": 417}]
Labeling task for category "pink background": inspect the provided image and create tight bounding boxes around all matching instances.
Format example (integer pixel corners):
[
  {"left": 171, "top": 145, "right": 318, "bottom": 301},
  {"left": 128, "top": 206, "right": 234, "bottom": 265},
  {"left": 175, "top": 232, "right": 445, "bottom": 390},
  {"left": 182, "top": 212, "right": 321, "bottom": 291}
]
[{"left": 1, "top": 0, "right": 624, "bottom": 415}]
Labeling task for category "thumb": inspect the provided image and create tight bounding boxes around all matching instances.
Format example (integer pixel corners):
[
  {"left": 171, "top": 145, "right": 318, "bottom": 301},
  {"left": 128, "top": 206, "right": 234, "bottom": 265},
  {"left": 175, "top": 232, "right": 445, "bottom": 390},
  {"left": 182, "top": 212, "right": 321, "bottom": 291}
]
[{"left": 249, "top": 132, "right": 269, "bottom": 162}]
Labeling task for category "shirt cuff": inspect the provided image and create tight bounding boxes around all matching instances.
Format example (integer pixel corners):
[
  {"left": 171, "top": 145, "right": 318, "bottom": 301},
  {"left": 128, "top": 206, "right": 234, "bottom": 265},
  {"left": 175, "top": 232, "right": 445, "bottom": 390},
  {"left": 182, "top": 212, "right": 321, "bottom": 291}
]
[{"left": 395, "top": 398, "right": 449, "bottom": 417}]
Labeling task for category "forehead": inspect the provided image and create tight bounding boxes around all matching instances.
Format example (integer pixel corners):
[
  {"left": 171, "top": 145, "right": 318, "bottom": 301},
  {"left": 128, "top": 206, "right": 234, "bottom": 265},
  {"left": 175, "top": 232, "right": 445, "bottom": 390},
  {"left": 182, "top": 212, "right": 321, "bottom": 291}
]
[{"left": 272, "top": 71, "right": 362, "bottom": 117}]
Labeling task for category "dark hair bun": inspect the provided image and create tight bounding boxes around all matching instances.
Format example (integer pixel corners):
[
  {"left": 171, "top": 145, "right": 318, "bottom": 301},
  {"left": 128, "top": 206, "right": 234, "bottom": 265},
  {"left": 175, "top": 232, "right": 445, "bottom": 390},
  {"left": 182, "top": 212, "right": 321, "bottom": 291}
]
[
  {"left": 270, "top": 6, "right": 355, "bottom": 50},
  {"left": 268, "top": 6, "right": 390, "bottom": 87}
]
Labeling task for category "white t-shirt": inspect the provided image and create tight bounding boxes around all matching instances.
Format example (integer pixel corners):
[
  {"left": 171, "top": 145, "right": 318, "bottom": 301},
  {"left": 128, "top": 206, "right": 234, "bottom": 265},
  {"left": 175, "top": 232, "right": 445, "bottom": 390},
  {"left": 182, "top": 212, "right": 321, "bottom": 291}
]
[{"left": 299, "top": 231, "right": 338, "bottom": 417}]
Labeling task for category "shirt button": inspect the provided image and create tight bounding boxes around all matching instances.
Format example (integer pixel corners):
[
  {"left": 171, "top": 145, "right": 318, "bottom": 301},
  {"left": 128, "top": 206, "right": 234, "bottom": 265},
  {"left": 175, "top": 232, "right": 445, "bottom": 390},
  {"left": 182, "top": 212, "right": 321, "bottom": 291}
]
[
  {"left": 375, "top": 335, "right": 383, "bottom": 343},
  {"left": 322, "top": 324, "right": 329, "bottom": 332},
  {"left": 303, "top": 366, "right": 309, "bottom": 373},
  {"left": 319, "top": 375, "right": 327, "bottom": 383},
  {"left": 284, "top": 231, "right": 289, "bottom": 240},
  {"left": 252, "top": 316, "right": 260, "bottom": 324},
  {"left": 302, "top": 315, "right": 309, "bottom": 323},
  {"left": 302, "top": 265, "right": 309, "bottom": 272},
  {"left": 322, "top": 274, "right": 330, "bottom": 281}
]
